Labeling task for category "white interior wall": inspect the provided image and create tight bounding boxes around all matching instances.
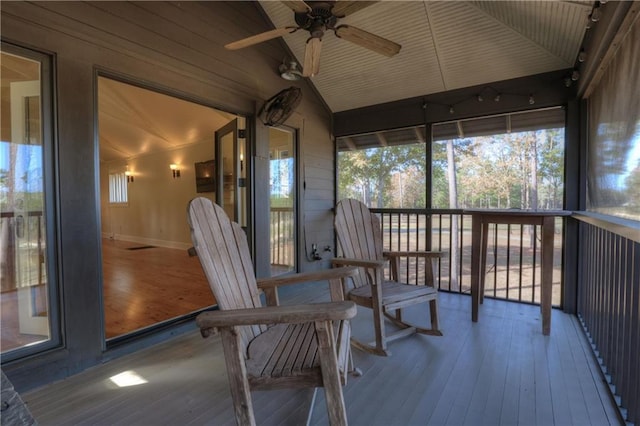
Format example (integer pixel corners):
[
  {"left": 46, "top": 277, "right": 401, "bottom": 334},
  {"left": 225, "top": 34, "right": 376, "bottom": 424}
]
[{"left": 100, "top": 140, "right": 216, "bottom": 249}]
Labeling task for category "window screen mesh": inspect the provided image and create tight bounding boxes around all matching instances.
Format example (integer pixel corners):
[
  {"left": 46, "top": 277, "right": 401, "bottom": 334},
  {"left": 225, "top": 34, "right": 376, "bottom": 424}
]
[{"left": 587, "top": 19, "right": 640, "bottom": 221}]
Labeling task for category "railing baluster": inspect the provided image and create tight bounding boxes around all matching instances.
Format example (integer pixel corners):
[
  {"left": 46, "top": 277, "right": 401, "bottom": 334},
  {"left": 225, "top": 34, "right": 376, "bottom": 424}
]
[
  {"left": 532, "top": 224, "right": 538, "bottom": 304},
  {"left": 269, "top": 207, "right": 294, "bottom": 274},
  {"left": 492, "top": 223, "right": 498, "bottom": 299},
  {"left": 460, "top": 213, "right": 465, "bottom": 293},
  {"left": 506, "top": 224, "right": 511, "bottom": 300},
  {"left": 519, "top": 225, "right": 524, "bottom": 302},
  {"left": 415, "top": 214, "right": 421, "bottom": 285},
  {"left": 447, "top": 213, "right": 452, "bottom": 292},
  {"left": 368, "top": 208, "right": 564, "bottom": 306},
  {"left": 576, "top": 218, "right": 640, "bottom": 425}
]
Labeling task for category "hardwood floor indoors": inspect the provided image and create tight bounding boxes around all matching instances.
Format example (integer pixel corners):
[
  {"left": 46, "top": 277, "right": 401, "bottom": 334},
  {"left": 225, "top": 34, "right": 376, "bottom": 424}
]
[
  {"left": 101, "top": 238, "right": 215, "bottom": 339},
  {"left": 22, "top": 285, "right": 621, "bottom": 426},
  {"left": 1, "top": 286, "right": 49, "bottom": 351},
  {"left": 1, "top": 239, "right": 214, "bottom": 350}
]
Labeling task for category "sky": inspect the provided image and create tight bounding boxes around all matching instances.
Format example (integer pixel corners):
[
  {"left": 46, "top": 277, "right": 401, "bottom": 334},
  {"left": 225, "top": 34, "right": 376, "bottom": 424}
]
[{"left": 0, "top": 141, "right": 44, "bottom": 195}]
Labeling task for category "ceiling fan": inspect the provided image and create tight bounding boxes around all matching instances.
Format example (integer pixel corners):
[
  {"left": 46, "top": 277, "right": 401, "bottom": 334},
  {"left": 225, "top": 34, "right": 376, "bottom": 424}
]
[{"left": 225, "top": 0, "right": 401, "bottom": 77}]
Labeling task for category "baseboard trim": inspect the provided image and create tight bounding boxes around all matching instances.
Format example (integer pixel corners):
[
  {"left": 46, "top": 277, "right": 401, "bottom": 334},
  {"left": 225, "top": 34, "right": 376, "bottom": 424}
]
[{"left": 101, "top": 233, "right": 192, "bottom": 251}]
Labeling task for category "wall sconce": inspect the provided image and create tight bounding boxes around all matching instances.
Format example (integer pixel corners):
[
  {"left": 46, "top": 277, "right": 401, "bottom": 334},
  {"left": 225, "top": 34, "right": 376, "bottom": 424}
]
[
  {"left": 125, "top": 170, "right": 134, "bottom": 183},
  {"left": 170, "top": 164, "right": 181, "bottom": 178},
  {"left": 240, "top": 153, "right": 244, "bottom": 172}
]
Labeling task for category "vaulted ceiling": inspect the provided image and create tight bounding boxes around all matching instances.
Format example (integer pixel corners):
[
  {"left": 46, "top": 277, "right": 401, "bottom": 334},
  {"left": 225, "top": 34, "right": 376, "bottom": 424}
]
[
  {"left": 98, "top": 77, "right": 238, "bottom": 162},
  {"left": 97, "top": 1, "right": 597, "bottom": 162},
  {"left": 257, "top": 1, "right": 593, "bottom": 112}
]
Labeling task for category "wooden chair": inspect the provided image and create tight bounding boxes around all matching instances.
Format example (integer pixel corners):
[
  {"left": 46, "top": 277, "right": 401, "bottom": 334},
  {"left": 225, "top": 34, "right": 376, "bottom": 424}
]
[
  {"left": 333, "top": 198, "right": 444, "bottom": 357},
  {"left": 187, "top": 197, "right": 358, "bottom": 426}
]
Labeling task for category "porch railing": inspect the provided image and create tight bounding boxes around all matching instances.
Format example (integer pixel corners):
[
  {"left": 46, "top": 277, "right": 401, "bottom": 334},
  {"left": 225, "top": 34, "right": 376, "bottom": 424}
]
[
  {"left": 1, "top": 211, "right": 46, "bottom": 292},
  {"left": 575, "top": 213, "right": 639, "bottom": 425},
  {"left": 370, "top": 208, "right": 564, "bottom": 307},
  {"left": 269, "top": 207, "right": 294, "bottom": 274}
]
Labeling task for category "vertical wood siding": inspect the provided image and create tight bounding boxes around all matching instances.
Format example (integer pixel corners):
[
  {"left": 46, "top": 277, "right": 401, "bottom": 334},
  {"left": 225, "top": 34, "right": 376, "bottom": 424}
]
[
  {"left": 1, "top": 1, "right": 334, "bottom": 391},
  {"left": 578, "top": 221, "right": 639, "bottom": 425}
]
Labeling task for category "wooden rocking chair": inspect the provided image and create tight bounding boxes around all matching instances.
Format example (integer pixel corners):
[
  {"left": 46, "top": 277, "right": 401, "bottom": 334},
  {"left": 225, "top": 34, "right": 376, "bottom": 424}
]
[
  {"left": 188, "top": 197, "right": 358, "bottom": 426},
  {"left": 333, "top": 198, "right": 444, "bottom": 357}
]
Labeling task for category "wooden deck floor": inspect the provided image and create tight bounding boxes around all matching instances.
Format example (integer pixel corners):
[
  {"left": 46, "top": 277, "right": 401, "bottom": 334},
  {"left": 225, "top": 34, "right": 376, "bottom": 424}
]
[{"left": 22, "top": 285, "right": 621, "bottom": 426}]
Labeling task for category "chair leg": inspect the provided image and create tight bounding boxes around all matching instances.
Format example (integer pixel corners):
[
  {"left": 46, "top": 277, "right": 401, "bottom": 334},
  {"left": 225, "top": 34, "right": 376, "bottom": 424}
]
[
  {"left": 219, "top": 327, "right": 256, "bottom": 426},
  {"left": 315, "top": 320, "right": 348, "bottom": 426},
  {"left": 371, "top": 303, "right": 388, "bottom": 355},
  {"left": 383, "top": 298, "right": 443, "bottom": 337},
  {"left": 348, "top": 349, "right": 363, "bottom": 377},
  {"left": 305, "top": 388, "right": 319, "bottom": 426},
  {"left": 429, "top": 298, "right": 440, "bottom": 332},
  {"left": 369, "top": 275, "right": 387, "bottom": 355},
  {"left": 395, "top": 308, "right": 403, "bottom": 322}
]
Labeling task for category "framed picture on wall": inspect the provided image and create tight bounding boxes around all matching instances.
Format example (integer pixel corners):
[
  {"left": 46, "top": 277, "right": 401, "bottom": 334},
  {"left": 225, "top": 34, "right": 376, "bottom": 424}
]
[{"left": 194, "top": 160, "right": 215, "bottom": 193}]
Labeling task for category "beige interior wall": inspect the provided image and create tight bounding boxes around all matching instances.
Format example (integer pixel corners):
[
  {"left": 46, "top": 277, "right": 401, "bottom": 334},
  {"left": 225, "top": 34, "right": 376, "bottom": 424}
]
[
  {"left": 1, "top": 52, "right": 40, "bottom": 142},
  {"left": 100, "top": 140, "right": 215, "bottom": 249}
]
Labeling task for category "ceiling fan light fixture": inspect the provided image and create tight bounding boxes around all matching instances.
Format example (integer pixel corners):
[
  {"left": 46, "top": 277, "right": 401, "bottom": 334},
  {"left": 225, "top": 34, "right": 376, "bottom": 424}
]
[
  {"left": 571, "top": 69, "right": 581, "bottom": 81},
  {"left": 225, "top": 2, "right": 399, "bottom": 77},
  {"left": 578, "top": 49, "right": 587, "bottom": 63},
  {"left": 279, "top": 60, "right": 303, "bottom": 81}
]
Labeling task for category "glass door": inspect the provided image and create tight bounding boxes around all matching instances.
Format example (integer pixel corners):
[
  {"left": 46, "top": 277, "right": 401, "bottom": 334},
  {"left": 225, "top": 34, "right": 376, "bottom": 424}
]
[
  {"left": 268, "top": 127, "right": 297, "bottom": 276},
  {"left": 97, "top": 76, "right": 244, "bottom": 341},
  {"left": 1, "top": 45, "right": 57, "bottom": 358},
  {"left": 215, "top": 119, "right": 239, "bottom": 221}
]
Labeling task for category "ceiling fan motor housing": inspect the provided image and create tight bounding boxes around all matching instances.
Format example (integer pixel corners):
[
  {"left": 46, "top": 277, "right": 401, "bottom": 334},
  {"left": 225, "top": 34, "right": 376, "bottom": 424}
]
[
  {"left": 225, "top": 1, "right": 400, "bottom": 77},
  {"left": 295, "top": 2, "right": 338, "bottom": 38}
]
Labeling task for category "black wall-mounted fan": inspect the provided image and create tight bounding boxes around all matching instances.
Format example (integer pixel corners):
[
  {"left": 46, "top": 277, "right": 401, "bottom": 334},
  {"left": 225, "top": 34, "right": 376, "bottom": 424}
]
[
  {"left": 225, "top": 1, "right": 401, "bottom": 77},
  {"left": 259, "top": 87, "right": 302, "bottom": 126}
]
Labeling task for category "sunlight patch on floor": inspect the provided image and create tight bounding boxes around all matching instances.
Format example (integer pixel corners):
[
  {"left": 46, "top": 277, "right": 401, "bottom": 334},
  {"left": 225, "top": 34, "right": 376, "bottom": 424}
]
[{"left": 109, "top": 370, "right": 148, "bottom": 387}]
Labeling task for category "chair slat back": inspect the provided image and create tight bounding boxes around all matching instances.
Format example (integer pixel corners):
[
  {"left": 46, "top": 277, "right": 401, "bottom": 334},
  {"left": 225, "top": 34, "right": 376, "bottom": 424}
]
[
  {"left": 335, "top": 199, "right": 384, "bottom": 289},
  {"left": 188, "top": 197, "right": 266, "bottom": 347}
]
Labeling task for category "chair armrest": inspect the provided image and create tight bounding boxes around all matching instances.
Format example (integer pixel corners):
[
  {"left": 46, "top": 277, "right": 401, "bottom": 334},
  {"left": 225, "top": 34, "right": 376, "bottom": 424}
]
[
  {"left": 196, "top": 301, "right": 357, "bottom": 329},
  {"left": 256, "top": 266, "right": 358, "bottom": 289},
  {"left": 332, "top": 257, "right": 386, "bottom": 269},
  {"left": 383, "top": 250, "right": 445, "bottom": 259}
]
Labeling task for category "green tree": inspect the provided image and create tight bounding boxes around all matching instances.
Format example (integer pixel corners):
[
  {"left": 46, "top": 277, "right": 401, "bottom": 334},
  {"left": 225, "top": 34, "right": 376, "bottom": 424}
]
[
  {"left": 338, "top": 143, "right": 426, "bottom": 208},
  {"left": 624, "top": 164, "right": 640, "bottom": 213}
]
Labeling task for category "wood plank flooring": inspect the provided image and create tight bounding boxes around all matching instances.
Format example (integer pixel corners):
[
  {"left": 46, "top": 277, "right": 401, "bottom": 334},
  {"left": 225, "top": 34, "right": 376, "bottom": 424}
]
[
  {"left": 22, "top": 287, "right": 622, "bottom": 426},
  {"left": 1, "top": 239, "right": 216, "bottom": 348},
  {"left": 101, "top": 239, "right": 214, "bottom": 338}
]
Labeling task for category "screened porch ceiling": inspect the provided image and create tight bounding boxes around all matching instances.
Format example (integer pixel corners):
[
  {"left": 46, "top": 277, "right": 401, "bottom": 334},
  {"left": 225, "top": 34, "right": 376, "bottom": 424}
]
[
  {"left": 336, "top": 106, "right": 566, "bottom": 151},
  {"left": 257, "top": 1, "right": 593, "bottom": 113},
  {"left": 99, "top": 1, "right": 597, "bottom": 161}
]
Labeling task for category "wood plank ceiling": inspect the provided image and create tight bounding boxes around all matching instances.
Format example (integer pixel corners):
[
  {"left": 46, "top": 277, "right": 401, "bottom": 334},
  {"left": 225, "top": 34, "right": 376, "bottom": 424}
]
[
  {"left": 258, "top": 1, "right": 593, "bottom": 113},
  {"left": 98, "top": 77, "right": 237, "bottom": 162}
]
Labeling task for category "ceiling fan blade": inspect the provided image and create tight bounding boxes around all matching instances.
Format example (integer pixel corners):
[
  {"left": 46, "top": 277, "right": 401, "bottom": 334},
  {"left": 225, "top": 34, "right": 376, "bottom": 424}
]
[
  {"left": 281, "top": 0, "right": 312, "bottom": 14},
  {"left": 331, "top": 1, "right": 377, "bottom": 18},
  {"left": 302, "top": 38, "right": 322, "bottom": 77},
  {"left": 225, "top": 27, "right": 297, "bottom": 50},
  {"left": 335, "top": 25, "right": 401, "bottom": 57}
]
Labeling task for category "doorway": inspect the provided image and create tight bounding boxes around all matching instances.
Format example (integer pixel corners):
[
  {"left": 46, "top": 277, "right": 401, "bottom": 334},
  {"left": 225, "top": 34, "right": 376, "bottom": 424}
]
[{"left": 97, "top": 76, "right": 247, "bottom": 340}]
